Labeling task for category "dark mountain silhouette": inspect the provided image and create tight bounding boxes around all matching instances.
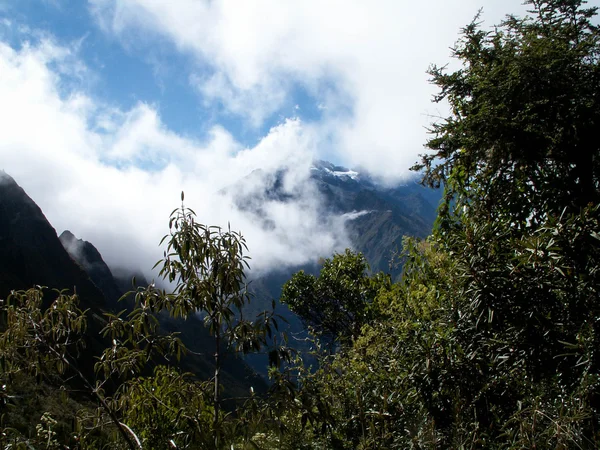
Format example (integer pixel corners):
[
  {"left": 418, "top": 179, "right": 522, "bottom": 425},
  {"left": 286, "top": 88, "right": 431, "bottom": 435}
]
[
  {"left": 0, "top": 171, "right": 114, "bottom": 386},
  {"left": 0, "top": 171, "right": 107, "bottom": 310},
  {"left": 0, "top": 172, "right": 265, "bottom": 397}
]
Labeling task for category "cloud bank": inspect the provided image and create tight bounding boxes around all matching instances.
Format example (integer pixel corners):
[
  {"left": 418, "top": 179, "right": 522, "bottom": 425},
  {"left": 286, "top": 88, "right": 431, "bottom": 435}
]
[
  {"left": 89, "top": 0, "right": 528, "bottom": 179},
  {"left": 0, "top": 1, "right": 531, "bottom": 279},
  {"left": 0, "top": 35, "right": 349, "bottom": 278}
]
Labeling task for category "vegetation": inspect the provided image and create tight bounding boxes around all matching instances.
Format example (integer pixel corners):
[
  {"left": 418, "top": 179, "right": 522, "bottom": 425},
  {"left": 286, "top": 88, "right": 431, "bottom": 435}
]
[
  {"left": 0, "top": 201, "right": 290, "bottom": 448},
  {"left": 280, "top": 249, "right": 391, "bottom": 345},
  {"left": 1, "top": 0, "right": 599, "bottom": 448},
  {"left": 275, "top": 1, "right": 600, "bottom": 447}
]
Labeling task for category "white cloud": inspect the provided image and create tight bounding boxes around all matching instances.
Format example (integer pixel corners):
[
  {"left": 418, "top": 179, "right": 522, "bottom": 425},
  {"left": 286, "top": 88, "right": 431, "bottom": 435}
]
[
  {"left": 192, "top": 71, "right": 287, "bottom": 128},
  {"left": 0, "top": 37, "right": 350, "bottom": 279},
  {"left": 89, "top": 0, "right": 530, "bottom": 181},
  {"left": 0, "top": 0, "right": 544, "bottom": 281}
]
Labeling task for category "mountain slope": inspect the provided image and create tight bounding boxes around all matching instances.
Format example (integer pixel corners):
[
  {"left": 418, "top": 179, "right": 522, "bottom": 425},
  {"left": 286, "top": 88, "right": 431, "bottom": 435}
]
[
  {"left": 310, "top": 160, "right": 439, "bottom": 277},
  {"left": 0, "top": 172, "right": 266, "bottom": 397},
  {"left": 0, "top": 171, "right": 114, "bottom": 387},
  {"left": 0, "top": 171, "right": 107, "bottom": 310},
  {"left": 59, "top": 230, "right": 123, "bottom": 308},
  {"left": 58, "top": 231, "right": 268, "bottom": 397},
  {"left": 225, "top": 160, "right": 440, "bottom": 277}
]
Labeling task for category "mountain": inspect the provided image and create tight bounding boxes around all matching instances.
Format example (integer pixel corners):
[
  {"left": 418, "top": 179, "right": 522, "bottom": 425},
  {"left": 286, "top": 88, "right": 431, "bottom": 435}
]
[
  {"left": 59, "top": 230, "right": 124, "bottom": 308},
  {"left": 226, "top": 161, "right": 439, "bottom": 278},
  {"left": 310, "top": 160, "right": 439, "bottom": 277},
  {"left": 0, "top": 171, "right": 116, "bottom": 390},
  {"left": 0, "top": 162, "right": 440, "bottom": 383},
  {"left": 228, "top": 161, "right": 439, "bottom": 278},
  {"left": 56, "top": 230, "right": 267, "bottom": 397},
  {"left": 226, "top": 161, "right": 441, "bottom": 375},
  {"left": 0, "top": 172, "right": 266, "bottom": 398},
  {"left": 0, "top": 171, "right": 107, "bottom": 310}
]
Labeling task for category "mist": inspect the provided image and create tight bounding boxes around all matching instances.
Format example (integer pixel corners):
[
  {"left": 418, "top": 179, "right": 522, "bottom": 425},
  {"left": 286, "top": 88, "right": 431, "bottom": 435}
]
[{"left": 0, "top": 0, "right": 530, "bottom": 279}]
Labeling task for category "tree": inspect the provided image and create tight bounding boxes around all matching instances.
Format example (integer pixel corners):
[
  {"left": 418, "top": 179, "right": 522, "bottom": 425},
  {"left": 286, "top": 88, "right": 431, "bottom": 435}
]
[
  {"left": 0, "top": 288, "right": 143, "bottom": 449},
  {"left": 0, "top": 196, "right": 288, "bottom": 449},
  {"left": 398, "top": 0, "right": 600, "bottom": 445},
  {"left": 275, "top": 1, "right": 600, "bottom": 447},
  {"left": 415, "top": 0, "right": 600, "bottom": 227},
  {"left": 155, "top": 193, "right": 284, "bottom": 448},
  {"left": 280, "top": 249, "right": 390, "bottom": 345},
  {"left": 116, "top": 366, "right": 213, "bottom": 449}
]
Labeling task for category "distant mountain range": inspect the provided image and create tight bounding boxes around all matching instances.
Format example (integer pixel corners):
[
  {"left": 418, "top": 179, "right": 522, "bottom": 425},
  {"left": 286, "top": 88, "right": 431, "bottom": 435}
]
[
  {"left": 0, "top": 171, "right": 266, "bottom": 398},
  {"left": 227, "top": 160, "right": 440, "bottom": 278},
  {"left": 226, "top": 160, "right": 441, "bottom": 374},
  {"left": 310, "top": 160, "right": 439, "bottom": 277},
  {"left": 0, "top": 162, "right": 440, "bottom": 382}
]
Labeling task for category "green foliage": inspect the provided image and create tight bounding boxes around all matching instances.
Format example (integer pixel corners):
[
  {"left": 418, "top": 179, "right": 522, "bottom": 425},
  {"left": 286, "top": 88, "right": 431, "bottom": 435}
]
[
  {"left": 272, "top": 1, "right": 600, "bottom": 448},
  {"left": 276, "top": 205, "right": 600, "bottom": 448},
  {"left": 116, "top": 366, "right": 214, "bottom": 449},
  {"left": 154, "top": 199, "right": 290, "bottom": 447},
  {"left": 393, "top": 205, "right": 600, "bottom": 447},
  {"left": 97, "top": 283, "right": 187, "bottom": 381},
  {"left": 0, "top": 288, "right": 87, "bottom": 379},
  {"left": 157, "top": 200, "right": 251, "bottom": 329},
  {"left": 415, "top": 0, "right": 600, "bottom": 226},
  {"left": 401, "top": 1, "right": 600, "bottom": 443},
  {"left": 0, "top": 288, "right": 133, "bottom": 448},
  {"left": 281, "top": 249, "right": 391, "bottom": 344}
]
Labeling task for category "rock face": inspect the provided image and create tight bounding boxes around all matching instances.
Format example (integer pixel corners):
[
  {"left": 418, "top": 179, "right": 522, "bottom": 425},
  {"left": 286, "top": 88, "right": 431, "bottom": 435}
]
[
  {"left": 310, "top": 160, "right": 440, "bottom": 277},
  {"left": 58, "top": 230, "right": 152, "bottom": 310},
  {"left": 59, "top": 230, "right": 123, "bottom": 308},
  {"left": 0, "top": 171, "right": 106, "bottom": 310}
]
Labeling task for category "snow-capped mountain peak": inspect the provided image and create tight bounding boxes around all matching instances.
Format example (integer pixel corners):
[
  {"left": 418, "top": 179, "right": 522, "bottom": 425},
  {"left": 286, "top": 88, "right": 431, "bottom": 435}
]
[
  {"left": 324, "top": 167, "right": 359, "bottom": 180},
  {"left": 310, "top": 160, "right": 364, "bottom": 182}
]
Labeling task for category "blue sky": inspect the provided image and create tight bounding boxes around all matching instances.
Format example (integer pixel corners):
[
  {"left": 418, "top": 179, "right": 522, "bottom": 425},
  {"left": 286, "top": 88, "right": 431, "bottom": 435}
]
[
  {"left": 0, "top": 0, "right": 537, "bottom": 173},
  {"left": 0, "top": 0, "right": 561, "bottom": 274},
  {"left": 2, "top": 0, "right": 328, "bottom": 149}
]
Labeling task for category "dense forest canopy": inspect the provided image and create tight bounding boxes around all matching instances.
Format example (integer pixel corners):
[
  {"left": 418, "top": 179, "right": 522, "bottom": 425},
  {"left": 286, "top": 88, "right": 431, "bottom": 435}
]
[{"left": 1, "top": 0, "right": 600, "bottom": 448}]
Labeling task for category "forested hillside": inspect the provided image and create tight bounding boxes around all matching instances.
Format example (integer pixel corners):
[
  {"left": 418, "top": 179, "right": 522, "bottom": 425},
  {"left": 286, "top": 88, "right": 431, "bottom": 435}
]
[
  {"left": 278, "top": 1, "right": 600, "bottom": 447},
  {"left": 1, "top": 0, "right": 599, "bottom": 448}
]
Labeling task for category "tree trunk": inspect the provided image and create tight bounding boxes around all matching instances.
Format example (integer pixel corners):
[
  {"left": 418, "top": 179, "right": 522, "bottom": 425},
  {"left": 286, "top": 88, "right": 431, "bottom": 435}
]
[{"left": 214, "top": 328, "right": 220, "bottom": 449}]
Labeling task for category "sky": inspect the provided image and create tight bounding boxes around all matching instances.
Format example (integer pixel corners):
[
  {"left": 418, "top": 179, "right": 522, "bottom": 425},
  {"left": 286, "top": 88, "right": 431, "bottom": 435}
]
[{"left": 0, "top": 0, "right": 568, "bottom": 278}]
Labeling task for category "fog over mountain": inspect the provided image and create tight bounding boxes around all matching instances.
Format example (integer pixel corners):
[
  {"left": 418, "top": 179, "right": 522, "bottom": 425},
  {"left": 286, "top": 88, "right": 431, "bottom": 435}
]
[
  {"left": 0, "top": 30, "right": 347, "bottom": 278},
  {"left": 1, "top": 164, "right": 438, "bottom": 381},
  {"left": 0, "top": 1, "right": 527, "bottom": 282}
]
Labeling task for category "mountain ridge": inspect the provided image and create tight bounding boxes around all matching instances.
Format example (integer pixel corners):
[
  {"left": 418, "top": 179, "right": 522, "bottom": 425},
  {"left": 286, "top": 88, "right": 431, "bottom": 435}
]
[
  {"left": 0, "top": 162, "right": 440, "bottom": 381},
  {"left": 0, "top": 172, "right": 267, "bottom": 397},
  {"left": 0, "top": 171, "right": 108, "bottom": 310}
]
